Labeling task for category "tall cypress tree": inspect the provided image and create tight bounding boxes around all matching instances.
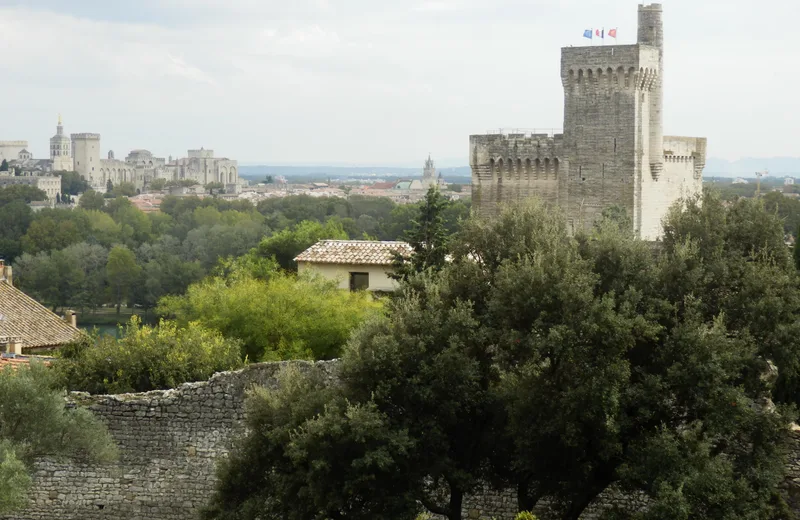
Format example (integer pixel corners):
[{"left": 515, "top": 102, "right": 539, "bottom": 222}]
[{"left": 391, "top": 186, "right": 449, "bottom": 282}]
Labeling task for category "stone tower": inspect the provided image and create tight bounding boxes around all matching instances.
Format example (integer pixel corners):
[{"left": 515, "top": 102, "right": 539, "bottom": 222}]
[
  {"left": 422, "top": 153, "right": 437, "bottom": 189},
  {"left": 50, "top": 115, "right": 73, "bottom": 172},
  {"left": 70, "top": 133, "right": 101, "bottom": 184},
  {"left": 470, "top": 3, "right": 705, "bottom": 240}
]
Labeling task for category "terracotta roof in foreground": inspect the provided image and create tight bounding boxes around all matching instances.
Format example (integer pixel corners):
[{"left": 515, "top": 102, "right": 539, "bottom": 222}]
[
  {"left": 295, "top": 240, "right": 413, "bottom": 266},
  {"left": 0, "top": 281, "right": 83, "bottom": 350}
]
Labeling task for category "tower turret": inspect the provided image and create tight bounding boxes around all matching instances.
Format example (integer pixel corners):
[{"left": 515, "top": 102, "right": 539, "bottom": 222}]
[
  {"left": 638, "top": 3, "right": 664, "bottom": 179},
  {"left": 50, "top": 115, "right": 73, "bottom": 171}
]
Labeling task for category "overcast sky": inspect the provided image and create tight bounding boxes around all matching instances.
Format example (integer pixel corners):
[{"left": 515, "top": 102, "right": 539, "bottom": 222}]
[{"left": 0, "top": 0, "right": 797, "bottom": 166}]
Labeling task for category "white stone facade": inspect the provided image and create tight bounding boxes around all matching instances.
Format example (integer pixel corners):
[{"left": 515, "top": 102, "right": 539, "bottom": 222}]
[{"left": 0, "top": 141, "right": 28, "bottom": 163}]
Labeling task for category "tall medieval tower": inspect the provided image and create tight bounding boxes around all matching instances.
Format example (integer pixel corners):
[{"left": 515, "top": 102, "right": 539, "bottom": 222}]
[
  {"left": 50, "top": 115, "right": 73, "bottom": 172},
  {"left": 470, "top": 3, "right": 705, "bottom": 240}
]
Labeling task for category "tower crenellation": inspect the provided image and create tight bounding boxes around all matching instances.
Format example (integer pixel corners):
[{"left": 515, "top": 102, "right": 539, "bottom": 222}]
[{"left": 471, "top": 4, "right": 705, "bottom": 240}]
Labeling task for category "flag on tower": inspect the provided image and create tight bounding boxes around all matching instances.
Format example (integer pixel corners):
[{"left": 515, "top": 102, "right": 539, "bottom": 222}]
[
  {"left": 583, "top": 29, "right": 593, "bottom": 39},
  {"left": 608, "top": 28, "right": 617, "bottom": 39},
  {"left": 596, "top": 28, "right": 604, "bottom": 39}
]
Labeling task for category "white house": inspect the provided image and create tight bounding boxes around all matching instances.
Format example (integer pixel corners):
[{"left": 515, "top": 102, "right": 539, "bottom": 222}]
[{"left": 295, "top": 240, "right": 413, "bottom": 292}]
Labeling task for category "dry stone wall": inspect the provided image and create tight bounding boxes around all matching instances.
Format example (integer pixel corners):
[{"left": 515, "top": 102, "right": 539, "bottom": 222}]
[
  {"left": 5, "top": 360, "right": 800, "bottom": 520},
  {"left": 1, "top": 361, "right": 338, "bottom": 520}
]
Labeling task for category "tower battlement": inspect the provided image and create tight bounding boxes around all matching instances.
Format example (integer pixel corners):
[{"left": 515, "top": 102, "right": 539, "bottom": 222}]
[{"left": 70, "top": 133, "right": 101, "bottom": 140}]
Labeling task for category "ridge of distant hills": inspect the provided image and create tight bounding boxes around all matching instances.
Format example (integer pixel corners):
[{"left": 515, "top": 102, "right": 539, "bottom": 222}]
[{"left": 240, "top": 158, "right": 800, "bottom": 182}]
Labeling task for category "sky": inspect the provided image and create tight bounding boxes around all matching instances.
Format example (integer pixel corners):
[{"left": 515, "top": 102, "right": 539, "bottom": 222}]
[{"left": 0, "top": 0, "right": 797, "bottom": 167}]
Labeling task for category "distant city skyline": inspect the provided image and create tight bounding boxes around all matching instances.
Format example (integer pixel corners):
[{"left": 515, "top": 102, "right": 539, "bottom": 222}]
[{"left": 1, "top": 0, "right": 798, "bottom": 164}]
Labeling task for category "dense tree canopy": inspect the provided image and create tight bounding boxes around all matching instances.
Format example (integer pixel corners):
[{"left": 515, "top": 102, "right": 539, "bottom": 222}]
[{"left": 205, "top": 193, "right": 797, "bottom": 520}]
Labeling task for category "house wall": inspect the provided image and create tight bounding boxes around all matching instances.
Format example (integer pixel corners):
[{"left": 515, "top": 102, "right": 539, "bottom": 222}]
[{"left": 297, "top": 261, "right": 398, "bottom": 292}]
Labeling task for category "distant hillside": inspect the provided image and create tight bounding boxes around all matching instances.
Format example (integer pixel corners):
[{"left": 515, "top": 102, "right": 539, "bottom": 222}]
[{"left": 705, "top": 157, "right": 800, "bottom": 177}]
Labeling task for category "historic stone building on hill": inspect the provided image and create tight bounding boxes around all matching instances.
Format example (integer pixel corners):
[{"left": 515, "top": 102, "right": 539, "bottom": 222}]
[
  {"left": 1, "top": 116, "right": 241, "bottom": 193},
  {"left": 470, "top": 4, "right": 706, "bottom": 239}
]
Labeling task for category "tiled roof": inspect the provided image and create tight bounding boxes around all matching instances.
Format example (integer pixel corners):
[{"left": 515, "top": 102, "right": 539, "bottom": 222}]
[
  {"left": 0, "top": 281, "right": 83, "bottom": 350},
  {"left": 0, "top": 353, "right": 53, "bottom": 370},
  {"left": 369, "top": 182, "right": 396, "bottom": 190},
  {"left": 295, "top": 240, "right": 413, "bottom": 266}
]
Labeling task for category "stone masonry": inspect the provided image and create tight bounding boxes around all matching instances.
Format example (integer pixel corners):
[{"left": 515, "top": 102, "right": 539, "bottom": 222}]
[
  {"left": 470, "top": 4, "right": 705, "bottom": 240},
  {"left": 5, "top": 360, "right": 800, "bottom": 520}
]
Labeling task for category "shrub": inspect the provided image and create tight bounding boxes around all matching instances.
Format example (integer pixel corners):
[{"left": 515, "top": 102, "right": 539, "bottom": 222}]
[
  {"left": 515, "top": 512, "right": 538, "bottom": 520},
  {"left": 55, "top": 317, "right": 243, "bottom": 394}
]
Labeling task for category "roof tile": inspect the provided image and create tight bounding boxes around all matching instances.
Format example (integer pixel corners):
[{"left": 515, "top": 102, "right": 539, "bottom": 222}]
[
  {"left": 0, "top": 281, "right": 83, "bottom": 350},
  {"left": 295, "top": 240, "right": 413, "bottom": 266}
]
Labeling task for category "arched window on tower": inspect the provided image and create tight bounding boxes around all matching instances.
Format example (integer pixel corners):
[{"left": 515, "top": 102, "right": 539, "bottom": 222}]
[{"left": 497, "top": 158, "right": 504, "bottom": 182}]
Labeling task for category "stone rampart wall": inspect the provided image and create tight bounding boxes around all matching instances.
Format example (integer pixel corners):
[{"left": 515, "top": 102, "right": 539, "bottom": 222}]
[{"left": 4, "top": 360, "right": 800, "bottom": 520}]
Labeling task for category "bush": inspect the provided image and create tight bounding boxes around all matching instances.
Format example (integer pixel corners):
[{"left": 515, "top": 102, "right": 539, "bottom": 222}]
[
  {"left": 515, "top": 512, "right": 538, "bottom": 520},
  {"left": 159, "top": 270, "right": 382, "bottom": 361},
  {"left": 55, "top": 317, "right": 243, "bottom": 394}
]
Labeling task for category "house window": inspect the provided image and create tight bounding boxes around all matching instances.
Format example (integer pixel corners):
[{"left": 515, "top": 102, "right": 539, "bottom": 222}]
[{"left": 349, "top": 272, "right": 369, "bottom": 291}]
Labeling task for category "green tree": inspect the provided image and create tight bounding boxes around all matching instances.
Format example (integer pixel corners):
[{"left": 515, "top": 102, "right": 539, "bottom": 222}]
[
  {"left": 205, "top": 196, "right": 796, "bottom": 520},
  {"left": 106, "top": 178, "right": 113, "bottom": 194},
  {"left": 205, "top": 182, "right": 225, "bottom": 196},
  {"left": 158, "top": 266, "right": 381, "bottom": 361},
  {"left": 0, "top": 200, "right": 33, "bottom": 260},
  {"left": 55, "top": 317, "right": 243, "bottom": 394},
  {"left": 20, "top": 217, "right": 82, "bottom": 254},
  {"left": 111, "top": 182, "right": 137, "bottom": 197},
  {"left": 0, "top": 159, "right": 8, "bottom": 172},
  {"left": 78, "top": 190, "right": 106, "bottom": 211},
  {"left": 106, "top": 245, "right": 141, "bottom": 314},
  {"left": 149, "top": 178, "right": 167, "bottom": 191},
  {"left": 392, "top": 186, "right": 449, "bottom": 281},
  {"left": 449, "top": 183, "right": 463, "bottom": 193},
  {"left": 0, "top": 364, "right": 117, "bottom": 513},
  {"left": 256, "top": 219, "right": 348, "bottom": 271},
  {"left": 0, "top": 185, "right": 46, "bottom": 205},
  {"left": 58, "top": 171, "right": 90, "bottom": 195}
]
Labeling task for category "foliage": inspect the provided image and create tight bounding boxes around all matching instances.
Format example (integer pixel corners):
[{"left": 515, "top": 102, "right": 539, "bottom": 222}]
[
  {"left": 55, "top": 317, "right": 243, "bottom": 394},
  {"left": 10, "top": 193, "right": 467, "bottom": 317},
  {"left": 0, "top": 159, "right": 8, "bottom": 172},
  {"left": 0, "top": 184, "right": 46, "bottom": 205},
  {"left": 58, "top": 171, "right": 90, "bottom": 195},
  {"left": 107, "top": 245, "right": 141, "bottom": 313},
  {"left": 106, "top": 179, "right": 113, "bottom": 194},
  {"left": 0, "top": 200, "right": 33, "bottom": 260},
  {"left": 201, "top": 366, "right": 418, "bottom": 520},
  {"left": 392, "top": 186, "right": 450, "bottom": 281},
  {"left": 78, "top": 190, "right": 106, "bottom": 211},
  {"left": 111, "top": 182, "right": 137, "bottom": 197},
  {"left": 514, "top": 513, "right": 537, "bottom": 520},
  {"left": 762, "top": 190, "right": 800, "bottom": 236},
  {"left": 205, "top": 182, "right": 225, "bottom": 195},
  {"left": 149, "top": 178, "right": 167, "bottom": 191},
  {"left": 205, "top": 194, "right": 796, "bottom": 520},
  {"left": 256, "top": 219, "right": 348, "bottom": 271},
  {"left": 0, "top": 364, "right": 117, "bottom": 512},
  {"left": 158, "top": 265, "right": 381, "bottom": 361}
]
